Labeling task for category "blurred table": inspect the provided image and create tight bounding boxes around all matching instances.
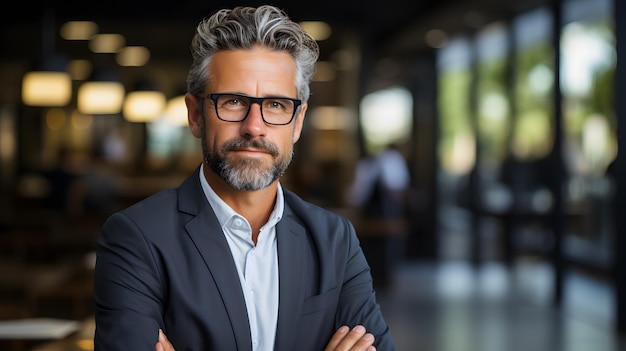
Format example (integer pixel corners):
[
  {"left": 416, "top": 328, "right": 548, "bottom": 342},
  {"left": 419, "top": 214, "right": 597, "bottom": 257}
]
[
  {"left": 28, "top": 316, "right": 94, "bottom": 351},
  {"left": 0, "top": 318, "right": 81, "bottom": 351}
]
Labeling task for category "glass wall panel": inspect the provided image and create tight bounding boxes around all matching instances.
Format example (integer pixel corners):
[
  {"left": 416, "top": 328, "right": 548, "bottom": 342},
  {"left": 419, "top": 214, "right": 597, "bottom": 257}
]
[
  {"left": 476, "top": 22, "right": 510, "bottom": 168},
  {"left": 561, "top": 0, "right": 615, "bottom": 268},
  {"left": 437, "top": 38, "right": 475, "bottom": 176},
  {"left": 512, "top": 8, "right": 554, "bottom": 162}
]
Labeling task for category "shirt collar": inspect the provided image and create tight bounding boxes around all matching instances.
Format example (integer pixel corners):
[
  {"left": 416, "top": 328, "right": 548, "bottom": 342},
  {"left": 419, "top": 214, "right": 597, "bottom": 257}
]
[{"left": 198, "top": 163, "right": 284, "bottom": 228}]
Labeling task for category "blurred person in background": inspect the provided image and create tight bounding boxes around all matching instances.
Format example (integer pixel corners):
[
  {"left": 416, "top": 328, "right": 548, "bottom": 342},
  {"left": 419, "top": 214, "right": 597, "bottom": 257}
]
[
  {"left": 94, "top": 5, "right": 396, "bottom": 351},
  {"left": 348, "top": 142, "right": 410, "bottom": 219},
  {"left": 347, "top": 142, "right": 410, "bottom": 288}
]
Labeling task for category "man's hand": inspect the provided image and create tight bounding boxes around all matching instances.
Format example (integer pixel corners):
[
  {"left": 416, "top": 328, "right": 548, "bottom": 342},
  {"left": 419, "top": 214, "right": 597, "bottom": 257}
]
[
  {"left": 324, "top": 325, "right": 376, "bottom": 351},
  {"left": 155, "top": 329, "right": 175, "bottom": 351}
]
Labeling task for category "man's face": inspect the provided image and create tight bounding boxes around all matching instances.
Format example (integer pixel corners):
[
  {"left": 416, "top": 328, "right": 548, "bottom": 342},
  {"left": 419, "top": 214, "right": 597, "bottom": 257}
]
[{"left": 186, "top": 46, "right": 307, "bottom": 191}]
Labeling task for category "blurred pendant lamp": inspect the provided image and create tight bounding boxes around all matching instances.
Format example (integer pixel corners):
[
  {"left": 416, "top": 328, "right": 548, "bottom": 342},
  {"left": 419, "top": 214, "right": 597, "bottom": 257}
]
[
  {"left": 77, "top": 66, "right": 125, "bottom": 115},
  {"left": 21, "top": 9, "right": 72, "bottom": 107},
  {"left": 123, "top": 80, "right": 166, "bottom": 123}
]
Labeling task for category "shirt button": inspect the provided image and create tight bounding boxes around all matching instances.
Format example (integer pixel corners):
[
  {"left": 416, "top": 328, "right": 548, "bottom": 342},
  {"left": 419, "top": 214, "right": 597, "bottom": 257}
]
[{"left": 234, "top": 218, "right": 243, "bottom": 227}]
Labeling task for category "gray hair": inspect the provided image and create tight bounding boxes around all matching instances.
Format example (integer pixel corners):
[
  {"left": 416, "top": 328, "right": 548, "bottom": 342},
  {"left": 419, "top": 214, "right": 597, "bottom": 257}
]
[{"left": 186, "top": 5, "right": 320, "bottom": 102}]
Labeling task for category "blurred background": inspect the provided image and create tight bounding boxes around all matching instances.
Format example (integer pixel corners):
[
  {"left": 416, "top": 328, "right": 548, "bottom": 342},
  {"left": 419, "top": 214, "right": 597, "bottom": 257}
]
[{"left": 0, "top": 0, "right": 624, "bottom": 350}]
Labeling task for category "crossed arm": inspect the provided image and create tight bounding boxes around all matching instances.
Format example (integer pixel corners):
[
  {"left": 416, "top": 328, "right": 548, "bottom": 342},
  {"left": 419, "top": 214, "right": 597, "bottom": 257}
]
[{"left": 155, "top": 325, "right": 377, "bottom": 351}]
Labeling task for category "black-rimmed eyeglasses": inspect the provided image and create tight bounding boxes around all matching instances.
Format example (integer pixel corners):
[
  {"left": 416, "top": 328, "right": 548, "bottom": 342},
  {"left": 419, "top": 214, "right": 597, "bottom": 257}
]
[{"left": 199, "top": 93, "right": 302, "bottom": 126}]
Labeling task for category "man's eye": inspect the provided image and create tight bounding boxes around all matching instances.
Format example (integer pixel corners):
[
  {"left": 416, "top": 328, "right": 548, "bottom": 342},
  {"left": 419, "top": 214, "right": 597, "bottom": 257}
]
[{"left": 267, "top": 100, "right": 288, "bottom": 109}]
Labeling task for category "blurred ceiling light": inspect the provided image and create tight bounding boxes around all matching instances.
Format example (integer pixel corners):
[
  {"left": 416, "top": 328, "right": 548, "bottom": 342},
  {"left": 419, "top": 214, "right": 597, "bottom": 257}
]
[
  {"left": 78, "top": 81, "right": 125, "bottom": 114},
  {"left": 123, "top": 90, "right": 167, "bottom": 123},
  {"left": 299, "top": 21, "right": 332, "bottom": 41},
  {"left": 22, "top": 52, "right": 72, "bottom": 106},
  {"left": 22, "top": 71, "right": 72, "bottom": 106},
  {"left": 313, "top": 61, "right": 336, "bottom": 82},
  {"left": 89, "top": 33, "right": 126, "bottom": 53},
  {"left": 60, "top": 21, "right": 99, "bottom": 40},
  {"left": 78, "top": 66, "right": 125, "bottom": 115},
  {"left": 116, "top": 46, "right": 151, "bottom": 67},
  {"left": 165, "top": 95, "right": 188, "bottom": 126},
  {"left": 425, "top": 29, "right": 448, "bottom": 48},
  {"left": 68, "top": 59, "right": 92, "bottom": 80}
]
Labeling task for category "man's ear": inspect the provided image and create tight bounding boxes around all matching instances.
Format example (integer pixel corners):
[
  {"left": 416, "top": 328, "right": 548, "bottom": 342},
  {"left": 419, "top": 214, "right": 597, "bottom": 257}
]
[
  {"left": 293, "top": 103, "right": 307, "bottom": 143},
  {"left": 185, "top": 93, "right": 203, "bottom": 138}
]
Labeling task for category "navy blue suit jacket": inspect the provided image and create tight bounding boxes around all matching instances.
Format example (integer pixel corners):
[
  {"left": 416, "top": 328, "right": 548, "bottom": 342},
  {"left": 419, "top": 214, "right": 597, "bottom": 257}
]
[{"left": 94, "top": 167, "right": 396, "bottom": 350}]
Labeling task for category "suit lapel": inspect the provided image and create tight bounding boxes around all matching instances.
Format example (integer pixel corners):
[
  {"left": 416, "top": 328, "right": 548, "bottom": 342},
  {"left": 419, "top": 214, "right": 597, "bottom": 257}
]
[
  {"left": 178, "top": 168, "right": 253, "bottom": 351},
  {"left": 274, "top": 209, "right": 306, "bottom": 350}
]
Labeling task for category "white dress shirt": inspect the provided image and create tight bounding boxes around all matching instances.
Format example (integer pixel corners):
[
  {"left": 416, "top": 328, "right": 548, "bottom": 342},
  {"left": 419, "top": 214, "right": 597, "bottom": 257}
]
[{"left": 198, "top": 163, "right": 282, "bottom": 351}]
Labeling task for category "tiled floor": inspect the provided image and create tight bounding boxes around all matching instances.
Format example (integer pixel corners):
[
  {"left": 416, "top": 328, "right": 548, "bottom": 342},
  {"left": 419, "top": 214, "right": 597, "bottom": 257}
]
[{"left": 377, "top": 259, "right": 626, "bottom": 351}]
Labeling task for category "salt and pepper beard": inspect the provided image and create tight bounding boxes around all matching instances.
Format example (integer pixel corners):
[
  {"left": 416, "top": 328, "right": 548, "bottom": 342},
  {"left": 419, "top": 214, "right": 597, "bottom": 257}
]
[{"left": 200, "top": 113, "right": 294, "bottom": 191}]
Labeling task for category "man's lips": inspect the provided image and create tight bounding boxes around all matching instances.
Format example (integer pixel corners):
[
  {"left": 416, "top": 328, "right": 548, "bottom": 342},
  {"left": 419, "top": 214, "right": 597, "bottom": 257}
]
[
  {"left": 222, "top": 139, "right": 280, "bottom": 157},
  {"left": 230, "top": 148, "right": 272, "bottom": 157}
]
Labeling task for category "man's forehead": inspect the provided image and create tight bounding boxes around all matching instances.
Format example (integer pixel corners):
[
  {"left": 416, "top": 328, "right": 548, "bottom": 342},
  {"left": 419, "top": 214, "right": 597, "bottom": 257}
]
[{"left": 208, "top": 48, "right": 298, "bottom": 96}]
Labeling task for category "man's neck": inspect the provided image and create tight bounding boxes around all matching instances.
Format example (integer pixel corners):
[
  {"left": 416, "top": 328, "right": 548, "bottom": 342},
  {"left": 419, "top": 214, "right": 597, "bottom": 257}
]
[{"left": 203, "top": 166, "right": 278, "bottom": 241}]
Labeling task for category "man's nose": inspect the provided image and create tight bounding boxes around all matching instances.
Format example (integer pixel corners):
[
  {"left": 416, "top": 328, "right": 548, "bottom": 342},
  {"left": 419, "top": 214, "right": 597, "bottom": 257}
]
[{"left": 239, "top": 103, "right": 266, "bottom": 136}]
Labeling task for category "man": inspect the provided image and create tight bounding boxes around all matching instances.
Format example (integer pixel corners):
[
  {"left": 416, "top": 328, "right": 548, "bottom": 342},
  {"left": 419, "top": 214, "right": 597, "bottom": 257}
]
[{"left": 94, "top": 5, "right": 397, "bottom": 351}]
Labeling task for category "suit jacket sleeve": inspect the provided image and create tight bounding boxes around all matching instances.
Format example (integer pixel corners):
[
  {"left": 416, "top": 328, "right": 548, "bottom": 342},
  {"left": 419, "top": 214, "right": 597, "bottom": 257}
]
[
  {"left": 94, "top": 170, "right": 252, "bottom": 351},
  {"left": 278, "top": 189, "right": 397, "bottom": 351},
  {"left": 94, "top": 210, "right": 165, "bottom": 350},
  {"left": 336, "top": 219, "right": 396, "bottom": 350}
]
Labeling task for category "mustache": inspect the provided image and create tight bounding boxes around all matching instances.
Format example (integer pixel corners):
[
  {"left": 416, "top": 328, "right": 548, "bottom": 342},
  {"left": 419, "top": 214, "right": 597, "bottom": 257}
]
[{"left": 221, "top": 139, "right": 280, "bottom": 157}]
